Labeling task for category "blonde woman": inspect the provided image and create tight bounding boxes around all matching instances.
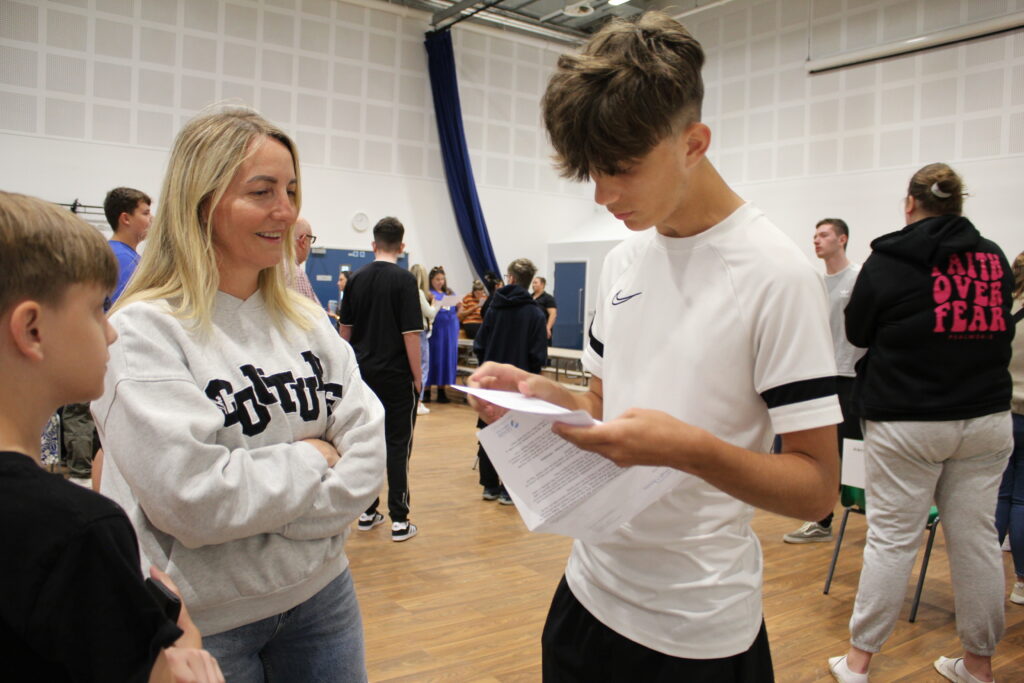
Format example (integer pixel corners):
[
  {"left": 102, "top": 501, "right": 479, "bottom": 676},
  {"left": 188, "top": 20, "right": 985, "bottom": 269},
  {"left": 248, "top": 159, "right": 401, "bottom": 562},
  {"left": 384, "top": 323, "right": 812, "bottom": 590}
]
[
  {"left": 410, "top": 264, "right": 436, "bottom": 413},
  {"left": 93, "top": 108, "right": 385, "bottom": 682}
]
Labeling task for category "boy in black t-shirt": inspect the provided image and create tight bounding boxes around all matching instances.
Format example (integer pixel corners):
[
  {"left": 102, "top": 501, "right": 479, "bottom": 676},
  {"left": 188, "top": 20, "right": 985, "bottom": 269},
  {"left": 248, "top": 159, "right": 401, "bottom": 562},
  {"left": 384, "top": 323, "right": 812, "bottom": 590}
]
[
  {"left": 0, "top": 191, "right": 222, "bottom": 682},
  {"left": 340, "top": 217, "right": 424, "bottom": 541}
]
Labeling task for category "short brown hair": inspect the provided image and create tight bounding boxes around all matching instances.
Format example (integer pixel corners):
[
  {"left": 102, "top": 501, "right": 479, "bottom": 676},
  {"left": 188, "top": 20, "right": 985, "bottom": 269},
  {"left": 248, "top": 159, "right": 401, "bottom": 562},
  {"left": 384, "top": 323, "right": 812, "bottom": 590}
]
[
  {"left": 908, "top": 162, "right": 965, "bottom": 216},
  {"left": 0, "top": 191, "right": 117, "bottom": 315},
  {"left": 507, "top": 258, "right": 537, "bottom": 289},
  {"left": 104, "top": 186, "right": 151, "bottom": 232},
  {"left": 816, "top": 218, "right": 849, "bottom": 249},
  {"left": 373, "top": 216, "right": 404, "bottom": 250},
  {"left": 542, "top": 11, "right": 705, "bottom": 181}
]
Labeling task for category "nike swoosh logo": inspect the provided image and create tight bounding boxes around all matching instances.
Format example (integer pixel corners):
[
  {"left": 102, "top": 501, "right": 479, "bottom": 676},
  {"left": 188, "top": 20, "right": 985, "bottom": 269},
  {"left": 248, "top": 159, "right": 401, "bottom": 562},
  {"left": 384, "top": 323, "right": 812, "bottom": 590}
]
[{"left": 611, "top": 290, "right": 642, "bottom": 305}]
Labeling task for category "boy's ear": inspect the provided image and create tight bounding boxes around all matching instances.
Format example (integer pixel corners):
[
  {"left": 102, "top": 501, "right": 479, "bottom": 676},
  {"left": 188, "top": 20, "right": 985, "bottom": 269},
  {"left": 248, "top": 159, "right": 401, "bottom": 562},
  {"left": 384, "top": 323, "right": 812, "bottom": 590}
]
[
  {"left": 681, "top": 122, "right": 711, "bottom": 167},
  {"left": 7, "top": 301, "right": 45, "bottom": 361}
]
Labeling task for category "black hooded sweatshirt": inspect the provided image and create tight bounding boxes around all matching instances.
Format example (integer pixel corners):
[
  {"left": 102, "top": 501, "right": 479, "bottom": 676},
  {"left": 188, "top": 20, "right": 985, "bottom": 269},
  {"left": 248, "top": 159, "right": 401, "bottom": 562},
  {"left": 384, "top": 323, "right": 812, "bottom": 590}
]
[
  {"left": 845, "top": 214, "right": 1014, "bottom": 421},
  {"left": 473, "top": 284, "right": 548, "bottom": 374}
]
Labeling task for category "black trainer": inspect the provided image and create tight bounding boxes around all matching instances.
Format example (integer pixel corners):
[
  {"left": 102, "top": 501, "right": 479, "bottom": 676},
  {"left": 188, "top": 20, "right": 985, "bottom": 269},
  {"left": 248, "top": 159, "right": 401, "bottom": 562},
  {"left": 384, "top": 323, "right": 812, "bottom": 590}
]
[
  {"left": 391, "top": 521, "right": 418, "bottom": 542},
  {"left": 357, "top": 512, "right": 385, "bottom": 531}
]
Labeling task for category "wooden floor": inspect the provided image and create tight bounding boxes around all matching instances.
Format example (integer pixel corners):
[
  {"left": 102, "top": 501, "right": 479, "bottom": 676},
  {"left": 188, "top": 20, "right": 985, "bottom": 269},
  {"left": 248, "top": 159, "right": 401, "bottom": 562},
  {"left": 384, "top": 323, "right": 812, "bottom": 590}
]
[{"left": 346, "top": 400, "right": 1024, "bottom": 682}]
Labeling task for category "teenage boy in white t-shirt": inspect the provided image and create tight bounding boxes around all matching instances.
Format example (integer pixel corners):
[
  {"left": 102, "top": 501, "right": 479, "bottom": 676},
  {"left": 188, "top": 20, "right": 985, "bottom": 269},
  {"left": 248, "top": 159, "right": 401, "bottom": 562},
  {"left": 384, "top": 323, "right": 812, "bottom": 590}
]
[{"left": 468, "top": 12, "right": 842, "bottom": 681}]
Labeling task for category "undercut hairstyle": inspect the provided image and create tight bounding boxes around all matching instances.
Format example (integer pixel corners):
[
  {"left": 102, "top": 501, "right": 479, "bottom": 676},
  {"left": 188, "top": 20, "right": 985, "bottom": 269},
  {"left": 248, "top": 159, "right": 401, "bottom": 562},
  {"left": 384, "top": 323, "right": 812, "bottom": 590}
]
[
  {"left": 104, "top": 187, "right": 151, "bottom": 232},
  {"left": 0, "top": 192, "right": 117, "bottom": 315},
  {"left": 112, "top": 106, "right": 317, "bottom": 332},
  {"left": 908, "top": 162, "right": 966, "bottom": 217},
  {"left": 816, "top": 218, "right": 849, "bottom": 249},
  {"left": 542, "top": 11, "right": 705, "bottom": 181},
  {"left": 373, "top": 216, "right": 404, "bottom": 251},
  {"left": 507, "top": 258, "right": 537, "bottom": 289}
]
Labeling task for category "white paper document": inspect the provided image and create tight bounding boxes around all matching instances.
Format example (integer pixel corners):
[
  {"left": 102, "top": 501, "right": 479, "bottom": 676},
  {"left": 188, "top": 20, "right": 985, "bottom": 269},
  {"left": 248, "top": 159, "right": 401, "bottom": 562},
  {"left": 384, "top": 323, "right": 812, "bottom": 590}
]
[
  {"left": 453, "top": 386, "right": 683, "bottom": 541},
  {"left": 841, "top": 438, "right": 866, "bottom": 489}
]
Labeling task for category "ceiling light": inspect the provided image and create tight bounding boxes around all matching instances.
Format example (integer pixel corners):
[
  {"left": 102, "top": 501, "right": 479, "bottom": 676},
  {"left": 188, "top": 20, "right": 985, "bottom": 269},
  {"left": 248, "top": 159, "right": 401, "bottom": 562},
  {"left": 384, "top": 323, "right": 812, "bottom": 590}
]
[{"left": 608, "top": 0, "right": 631, "bottom": 5}]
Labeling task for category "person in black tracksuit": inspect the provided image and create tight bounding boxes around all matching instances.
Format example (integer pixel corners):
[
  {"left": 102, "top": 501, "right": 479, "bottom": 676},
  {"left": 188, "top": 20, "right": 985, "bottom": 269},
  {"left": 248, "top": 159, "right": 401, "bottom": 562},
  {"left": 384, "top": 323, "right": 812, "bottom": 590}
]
[
  {"left": 340, "top": 217, "right": 424, "bottom": 542},
  {"left": 472, "top": 258, "right": 548, "bottom": 504}
]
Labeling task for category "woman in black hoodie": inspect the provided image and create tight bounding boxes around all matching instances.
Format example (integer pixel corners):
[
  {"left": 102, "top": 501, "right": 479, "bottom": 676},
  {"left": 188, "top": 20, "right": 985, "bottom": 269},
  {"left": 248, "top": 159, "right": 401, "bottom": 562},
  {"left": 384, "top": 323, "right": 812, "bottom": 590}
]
[{"left": 830, "top": 164, "right": 1014, "bottom": 683}]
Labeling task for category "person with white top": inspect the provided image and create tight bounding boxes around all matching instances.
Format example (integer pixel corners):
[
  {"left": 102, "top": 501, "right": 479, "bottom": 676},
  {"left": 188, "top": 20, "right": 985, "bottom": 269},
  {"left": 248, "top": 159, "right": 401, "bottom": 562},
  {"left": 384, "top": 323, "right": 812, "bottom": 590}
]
[
  {"left": 469, "top": 12, "right": 841, "bottom": 680},
  {"left": 784, "top": 218, "right": 865, "bottom": 544}
]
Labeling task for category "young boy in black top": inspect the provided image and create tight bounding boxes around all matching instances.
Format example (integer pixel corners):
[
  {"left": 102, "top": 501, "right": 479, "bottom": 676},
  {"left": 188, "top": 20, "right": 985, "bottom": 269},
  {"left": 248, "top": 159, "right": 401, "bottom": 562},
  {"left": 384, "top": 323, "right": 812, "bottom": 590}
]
[
  {"left": 0, "top": 191, "right": 222, "bottom": 682},
  {"left": 472, "top": 258, "right": 548, "bottom": 503},
  {"left": 340, "top": 216, "right": 424, "bottom": 541}
]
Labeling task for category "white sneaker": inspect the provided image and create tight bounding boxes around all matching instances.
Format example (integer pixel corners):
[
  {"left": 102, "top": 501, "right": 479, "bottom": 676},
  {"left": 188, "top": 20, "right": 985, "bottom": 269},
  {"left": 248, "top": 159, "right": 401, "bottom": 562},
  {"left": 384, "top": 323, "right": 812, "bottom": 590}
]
[
  {"left": 828, "top": 655, "right": 868, "bottom": 683},
  {"left": 417, "top": 402, "right": 430, "bottom": 415},
  {"left": 934, "top": 656, "right": 991, "bottom": 683},
  {"left": 1011, "top": 580, "right": 1024, "bottom": 605}
]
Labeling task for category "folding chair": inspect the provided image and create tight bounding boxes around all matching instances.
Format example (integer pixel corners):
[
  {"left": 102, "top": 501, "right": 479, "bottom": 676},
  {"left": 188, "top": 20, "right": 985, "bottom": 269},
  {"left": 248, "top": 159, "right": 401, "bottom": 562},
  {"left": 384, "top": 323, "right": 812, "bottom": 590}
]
[{"left": 823, "top": 484, "right": 941, "bottom": 622}]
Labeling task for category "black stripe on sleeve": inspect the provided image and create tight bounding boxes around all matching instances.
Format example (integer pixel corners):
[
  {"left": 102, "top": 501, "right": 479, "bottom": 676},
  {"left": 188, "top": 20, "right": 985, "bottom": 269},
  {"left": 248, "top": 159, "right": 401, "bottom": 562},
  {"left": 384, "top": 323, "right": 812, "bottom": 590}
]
[
  {"left": 588, "top": 321, "right": 604, "bottom": 358},
  {"left": 760, "top": 376, "right": 838, "bottom": 409}
]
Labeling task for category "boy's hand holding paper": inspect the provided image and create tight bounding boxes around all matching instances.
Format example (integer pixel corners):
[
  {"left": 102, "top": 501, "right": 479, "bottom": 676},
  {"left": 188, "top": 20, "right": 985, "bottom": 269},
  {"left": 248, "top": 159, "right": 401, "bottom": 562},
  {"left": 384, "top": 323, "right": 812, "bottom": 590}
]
[{"left": 453, "top": 385, "right": 683, "bottom": 541}]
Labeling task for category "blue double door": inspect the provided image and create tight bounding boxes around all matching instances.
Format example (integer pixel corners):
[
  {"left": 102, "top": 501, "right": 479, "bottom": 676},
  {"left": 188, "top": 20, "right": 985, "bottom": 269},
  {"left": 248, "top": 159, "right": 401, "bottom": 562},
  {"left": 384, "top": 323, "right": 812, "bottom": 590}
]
[
  {"left": 551, "top": 261, "right": 586, "bottom": 350},
  {"left": 306, "top": 248, "right": 409, "bottom": 308}
]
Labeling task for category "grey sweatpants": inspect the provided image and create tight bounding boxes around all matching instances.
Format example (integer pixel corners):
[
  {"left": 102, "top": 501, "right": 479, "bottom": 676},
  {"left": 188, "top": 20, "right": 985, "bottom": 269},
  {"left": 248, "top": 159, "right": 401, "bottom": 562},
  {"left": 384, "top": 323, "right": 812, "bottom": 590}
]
[{"left": 850, "top": 412, "right": 1012, "bottom": 656}]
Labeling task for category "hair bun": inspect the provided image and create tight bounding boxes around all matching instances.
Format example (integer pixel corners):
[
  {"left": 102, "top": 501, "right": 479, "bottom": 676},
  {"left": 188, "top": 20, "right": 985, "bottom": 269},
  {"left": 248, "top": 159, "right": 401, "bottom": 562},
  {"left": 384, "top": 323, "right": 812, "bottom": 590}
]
[{"left": 930, "top": 182, "right": 952, "bottom": 199}]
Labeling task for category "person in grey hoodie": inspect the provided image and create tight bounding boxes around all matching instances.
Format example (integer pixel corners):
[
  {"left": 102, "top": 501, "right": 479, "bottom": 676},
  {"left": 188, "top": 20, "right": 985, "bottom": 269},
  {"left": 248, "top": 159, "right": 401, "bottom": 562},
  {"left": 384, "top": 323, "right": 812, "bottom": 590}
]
[
  {"left": 92, "top": 108, "right": 385, "bottom": 683},
  {"left": 829, "top": 163, "right": 1014, "bottom": 683}
]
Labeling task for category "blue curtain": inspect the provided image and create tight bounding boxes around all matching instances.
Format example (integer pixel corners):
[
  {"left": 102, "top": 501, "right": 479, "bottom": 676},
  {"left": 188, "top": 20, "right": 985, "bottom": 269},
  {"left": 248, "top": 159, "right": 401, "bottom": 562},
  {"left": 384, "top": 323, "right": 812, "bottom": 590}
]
[{"left": 424, "top": 29, "right": 500, "bottom": 279}]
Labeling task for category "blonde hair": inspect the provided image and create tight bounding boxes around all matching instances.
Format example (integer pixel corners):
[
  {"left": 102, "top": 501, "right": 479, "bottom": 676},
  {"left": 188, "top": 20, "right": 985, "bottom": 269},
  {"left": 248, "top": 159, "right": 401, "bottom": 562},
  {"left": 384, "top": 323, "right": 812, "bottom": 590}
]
[
  {"left": 0, "top": 192, "right": 117, "bottom": 315},
  {"left": 113, "top": 107, "right": 319, "bottom": 331},
  {"left": 410, "top": 263, "right": 431, "bottom": 299}
]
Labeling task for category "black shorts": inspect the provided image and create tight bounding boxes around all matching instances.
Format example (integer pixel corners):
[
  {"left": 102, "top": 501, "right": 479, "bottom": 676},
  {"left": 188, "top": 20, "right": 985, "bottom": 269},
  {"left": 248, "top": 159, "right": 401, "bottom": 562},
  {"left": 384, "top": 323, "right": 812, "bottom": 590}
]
[{"left": 541, "top": 576, "right": 774, "bottom": 682}]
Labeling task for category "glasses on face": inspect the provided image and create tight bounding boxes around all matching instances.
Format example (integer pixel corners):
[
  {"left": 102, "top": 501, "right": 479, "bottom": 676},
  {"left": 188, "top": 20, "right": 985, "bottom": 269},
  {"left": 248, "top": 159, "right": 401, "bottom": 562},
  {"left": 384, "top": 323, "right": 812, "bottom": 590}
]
[{"left": 298, "top": 234, "right": 317, "bottom": 244}]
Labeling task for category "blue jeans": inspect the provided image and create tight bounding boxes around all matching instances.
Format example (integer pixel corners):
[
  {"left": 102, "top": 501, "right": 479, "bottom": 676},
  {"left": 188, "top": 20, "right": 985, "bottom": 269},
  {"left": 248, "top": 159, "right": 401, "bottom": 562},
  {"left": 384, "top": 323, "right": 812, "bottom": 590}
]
[
  {"left": 203, "top": 569, "right": 366, "bottom": 682},
  {"left": 996, "top": 412, "right": 1024, "bottom": 578}
]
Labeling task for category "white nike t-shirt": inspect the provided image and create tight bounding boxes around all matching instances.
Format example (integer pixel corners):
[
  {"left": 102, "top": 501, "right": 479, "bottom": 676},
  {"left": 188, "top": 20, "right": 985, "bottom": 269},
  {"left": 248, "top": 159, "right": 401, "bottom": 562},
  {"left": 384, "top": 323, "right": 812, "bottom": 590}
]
[{"left": 567, "top": 202, "right": 842, "bottom": 659}]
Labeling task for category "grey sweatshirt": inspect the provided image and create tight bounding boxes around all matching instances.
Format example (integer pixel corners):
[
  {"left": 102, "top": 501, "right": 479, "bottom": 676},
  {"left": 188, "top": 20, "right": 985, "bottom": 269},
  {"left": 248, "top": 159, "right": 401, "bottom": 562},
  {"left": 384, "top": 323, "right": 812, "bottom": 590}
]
[{"left": 93, "top": 291, "right": 385, "bottom": 635}]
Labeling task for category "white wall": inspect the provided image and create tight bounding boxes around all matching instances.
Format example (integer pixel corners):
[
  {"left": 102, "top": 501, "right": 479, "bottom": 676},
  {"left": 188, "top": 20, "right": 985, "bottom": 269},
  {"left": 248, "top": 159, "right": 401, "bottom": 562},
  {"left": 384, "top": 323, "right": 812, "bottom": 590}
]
[
  {"left": 0, "top": 0, "right": 595, "bottom": 295},
  {"left": 689, "top": 0, "right": 1024, "bottom": 267}
]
